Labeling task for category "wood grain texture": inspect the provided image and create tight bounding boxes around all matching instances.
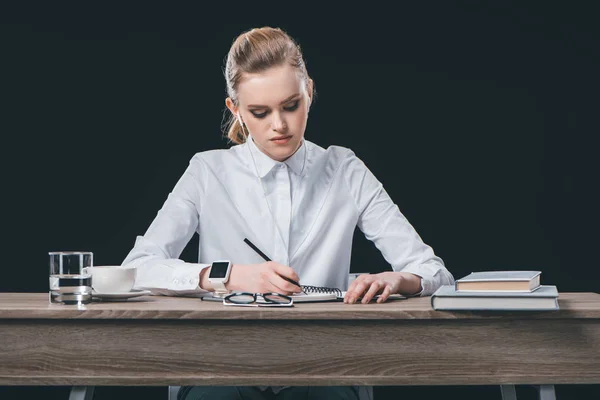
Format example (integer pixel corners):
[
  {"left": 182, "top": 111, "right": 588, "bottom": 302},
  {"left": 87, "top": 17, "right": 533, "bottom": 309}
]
[
  {"left": 1, "top": 293, "right": 599, "bottom": 386},
  {"left": 0, "top": 319, "right": 599, "bottom": 386},
  {"left": 1, "top": 292, "right": 599, "bottom": 320}
]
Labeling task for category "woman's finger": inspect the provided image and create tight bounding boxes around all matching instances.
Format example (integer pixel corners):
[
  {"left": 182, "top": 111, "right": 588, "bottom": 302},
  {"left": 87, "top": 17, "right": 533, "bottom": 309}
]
[
  {"left": 346, "top": 279, "right": 371, "bottom": 303},
  {"left": 270, "top": 274, "right": 301, "bottom": 295},
  {"left": 271, "top": 262, "right": 301, "bottom": 284},
  {"left": 377, "top": 285, "right": 392, "bottom": 303},
  {"left": 344, "top": 281, "right": 357, "bottom": 302},
  {"left": 361, "top": 281, "right": 383, "bottom": 304}
]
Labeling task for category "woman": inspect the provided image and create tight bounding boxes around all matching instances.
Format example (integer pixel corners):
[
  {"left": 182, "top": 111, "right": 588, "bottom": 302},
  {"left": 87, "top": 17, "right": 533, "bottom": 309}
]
[{"left": 122, "top": 26, "right": 454, "bottom": 400}]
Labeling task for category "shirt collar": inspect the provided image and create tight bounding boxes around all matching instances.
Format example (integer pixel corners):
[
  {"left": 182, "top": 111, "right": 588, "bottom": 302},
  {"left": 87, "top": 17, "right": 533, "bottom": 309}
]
[{"left": 247, "top": 135, "right": 306, "bottom": 178}]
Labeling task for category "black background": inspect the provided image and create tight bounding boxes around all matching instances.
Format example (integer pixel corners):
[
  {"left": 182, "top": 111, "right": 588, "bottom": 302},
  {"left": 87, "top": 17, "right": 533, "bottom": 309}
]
[{"left": 1, "top": 1, "right": 599, "bottom": 399}]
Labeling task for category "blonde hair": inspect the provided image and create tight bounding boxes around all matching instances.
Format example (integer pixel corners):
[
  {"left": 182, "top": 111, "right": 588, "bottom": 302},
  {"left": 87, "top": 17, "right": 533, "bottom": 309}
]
[{"left": 223, "top": 27, "right": 314, "bottom": 144}]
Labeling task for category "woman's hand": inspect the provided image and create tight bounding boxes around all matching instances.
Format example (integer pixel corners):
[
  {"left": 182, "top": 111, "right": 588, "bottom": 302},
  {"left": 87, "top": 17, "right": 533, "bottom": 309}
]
[
  {"left": 201, "top": 261, "right": 302, "bottom": 295},
  {"left": 344, "top": 271, "right": 422, "bottom": 304}
]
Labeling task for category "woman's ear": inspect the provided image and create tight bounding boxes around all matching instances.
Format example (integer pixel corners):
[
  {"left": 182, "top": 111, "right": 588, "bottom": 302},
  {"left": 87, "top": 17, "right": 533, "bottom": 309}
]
[{"left": 225, "top": 97, "right": 238, "bottom": 118}]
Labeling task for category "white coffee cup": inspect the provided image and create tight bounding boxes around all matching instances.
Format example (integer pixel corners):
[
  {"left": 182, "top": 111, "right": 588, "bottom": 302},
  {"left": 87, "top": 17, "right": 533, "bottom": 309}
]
[{"left": 82, "top": 266, "right": 136, "bottom": 293}]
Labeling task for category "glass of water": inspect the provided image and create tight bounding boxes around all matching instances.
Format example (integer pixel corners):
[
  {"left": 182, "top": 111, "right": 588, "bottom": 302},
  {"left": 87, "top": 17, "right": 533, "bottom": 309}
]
[{"left": 49, "top": 251, "right": 93, "bottom": 305}]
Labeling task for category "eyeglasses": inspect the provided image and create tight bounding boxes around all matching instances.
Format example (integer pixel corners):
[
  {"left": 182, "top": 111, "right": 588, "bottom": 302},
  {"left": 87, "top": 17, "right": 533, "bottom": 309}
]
[{"left": 224, "top": 292, "right": 293, "bottom": 305}]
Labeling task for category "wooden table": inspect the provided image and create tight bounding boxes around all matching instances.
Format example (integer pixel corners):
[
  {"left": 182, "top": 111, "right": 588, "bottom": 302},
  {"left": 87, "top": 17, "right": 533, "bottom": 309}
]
[{"left": 0, "top": 292, "right": 599, "bottom": 388}]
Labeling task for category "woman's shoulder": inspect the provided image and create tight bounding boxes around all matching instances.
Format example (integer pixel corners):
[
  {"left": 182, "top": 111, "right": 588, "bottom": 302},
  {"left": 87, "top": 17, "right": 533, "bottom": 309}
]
[
  {"left": 183, "top": 144, "right": 251, "bottom": 178},
  {"left": 306, "top": 139, "right": 360, "bottom": 165},
  {"left": 187, "top": 144, "right": 246, "bottom": 164}
]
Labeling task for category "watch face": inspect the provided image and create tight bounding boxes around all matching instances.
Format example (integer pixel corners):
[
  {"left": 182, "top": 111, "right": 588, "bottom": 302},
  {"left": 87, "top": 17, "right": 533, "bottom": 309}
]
[{"left": 209, "top": 262, "right": 230, "bottom": 279}]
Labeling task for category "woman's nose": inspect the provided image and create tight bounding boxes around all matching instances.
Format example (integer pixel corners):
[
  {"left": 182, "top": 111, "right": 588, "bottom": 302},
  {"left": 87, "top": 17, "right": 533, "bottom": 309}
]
[{"left": 271, "top": 113, "right": 287, "bottom": 131}]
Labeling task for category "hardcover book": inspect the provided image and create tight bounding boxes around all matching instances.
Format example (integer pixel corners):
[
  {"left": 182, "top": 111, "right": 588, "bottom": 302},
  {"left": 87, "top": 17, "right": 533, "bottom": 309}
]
[
  {"left": 431, "top": 284, "right": 559, "bottom": 311},
  {"left": 455, "top": 270, "right": 542, "bottom": 292}
]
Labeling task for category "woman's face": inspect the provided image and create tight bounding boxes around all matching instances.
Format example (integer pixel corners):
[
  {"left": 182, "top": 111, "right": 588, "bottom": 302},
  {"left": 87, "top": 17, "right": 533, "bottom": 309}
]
[{"left": 227, "top": 64, "right": 312, "bottom": 162}]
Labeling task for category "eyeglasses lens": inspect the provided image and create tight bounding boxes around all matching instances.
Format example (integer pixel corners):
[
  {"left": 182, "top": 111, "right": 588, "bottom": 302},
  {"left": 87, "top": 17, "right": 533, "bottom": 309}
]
[
  {"left": 227, "top": 293, "right": 256, "bottom": 303},
  {"left": 263, "top": 293, "right": 292, "bottom": 304}
]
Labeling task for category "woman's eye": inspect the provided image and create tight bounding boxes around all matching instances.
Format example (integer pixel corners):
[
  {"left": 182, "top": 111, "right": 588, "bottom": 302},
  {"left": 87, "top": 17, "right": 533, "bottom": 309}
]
[
  {"left": 284, "top": 101, "right": 300, "bottom": 111},
  {"left": 251, "top": 110, "right": 267, "bottom": 119},
  {"left": 249, "top": 101, "right": 299, "bottom": 119}
]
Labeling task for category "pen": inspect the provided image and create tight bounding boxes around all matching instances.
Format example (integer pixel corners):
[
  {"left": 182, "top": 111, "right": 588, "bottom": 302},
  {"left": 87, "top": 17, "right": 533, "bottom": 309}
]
[{"left": 243, "top": 238, "right": 304, "bottom": 290}]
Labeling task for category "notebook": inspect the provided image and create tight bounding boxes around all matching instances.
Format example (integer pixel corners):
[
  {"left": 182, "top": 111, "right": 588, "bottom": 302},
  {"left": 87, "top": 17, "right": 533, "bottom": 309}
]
[
  {"left": 290, "top": 285, "right": 343, "bottom": 302},
  {"left": 291, "top": 285, "right": 405, "bottom": 303},
  {"left": 431, "top": 284, "right": 559, "bottom": 311}
]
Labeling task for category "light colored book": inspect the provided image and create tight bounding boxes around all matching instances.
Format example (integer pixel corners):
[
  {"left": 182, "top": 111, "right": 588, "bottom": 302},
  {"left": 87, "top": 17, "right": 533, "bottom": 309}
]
[
  {"left": 455, "top": 270, "right": 542, "bottom": 292},
  {"left": 431, "top": 284, "right": 559, "bottom": 311}
]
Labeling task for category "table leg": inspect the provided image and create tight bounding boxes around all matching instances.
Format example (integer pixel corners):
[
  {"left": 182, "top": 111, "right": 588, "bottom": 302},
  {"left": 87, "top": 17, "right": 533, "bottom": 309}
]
[
  {"left": 500, "top": 385, "right": 517, "bottom": 400},
  {"left": 69, "top": 386, "right": 94, "bottom": 400},
  {"left": 537, "top": 385, "right": 556, "bottom": 400}
]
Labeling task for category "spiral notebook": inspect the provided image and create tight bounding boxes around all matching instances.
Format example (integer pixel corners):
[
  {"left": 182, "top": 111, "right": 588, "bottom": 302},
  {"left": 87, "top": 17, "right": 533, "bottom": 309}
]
[
  {"left": 291, "top": 285, "right": 344, "bottom": 302},
  {"left": 292, "top": 285, "right": 405, "bottom": 302}
]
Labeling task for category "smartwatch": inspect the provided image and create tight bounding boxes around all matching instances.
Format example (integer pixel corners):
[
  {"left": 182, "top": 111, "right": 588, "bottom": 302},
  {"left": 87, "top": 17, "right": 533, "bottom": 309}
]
[{"left": 208, "top": 260, "right": 233, "bottom": 296}]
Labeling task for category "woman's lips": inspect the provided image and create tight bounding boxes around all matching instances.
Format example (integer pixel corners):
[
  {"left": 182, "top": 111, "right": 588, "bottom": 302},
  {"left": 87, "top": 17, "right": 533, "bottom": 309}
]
[{"left": 271, "top": 135, "right": 292, "bottom": 145}]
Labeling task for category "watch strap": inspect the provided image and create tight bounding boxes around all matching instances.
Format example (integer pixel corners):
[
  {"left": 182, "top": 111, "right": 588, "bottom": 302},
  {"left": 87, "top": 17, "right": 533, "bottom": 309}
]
[{"left": 213, "top": 280, "right": 228, "bottom": 295}]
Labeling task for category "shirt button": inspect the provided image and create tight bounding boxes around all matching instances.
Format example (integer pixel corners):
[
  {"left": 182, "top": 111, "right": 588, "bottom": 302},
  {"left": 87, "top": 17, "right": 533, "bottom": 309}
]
[
  {"left": 189, "top": 278, "right": 195, "bottom": 284},
  {"left": 173, "top": 279, "right": 179, "bottom": 284}
]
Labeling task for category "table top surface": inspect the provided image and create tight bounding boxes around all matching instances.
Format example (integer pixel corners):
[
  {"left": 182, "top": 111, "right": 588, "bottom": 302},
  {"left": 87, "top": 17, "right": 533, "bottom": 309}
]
[{"left": 1, "top": 292, "right": 599, "bottom": 320}]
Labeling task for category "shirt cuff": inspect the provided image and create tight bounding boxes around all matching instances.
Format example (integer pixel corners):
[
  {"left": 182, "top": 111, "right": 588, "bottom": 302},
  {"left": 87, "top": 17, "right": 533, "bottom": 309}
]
[
  {"left": 404, "top": 279, "right": 424, "bottom": 298},
  {"left": 168, "top": 263, "right": 208, "bottom": 290},
  {"left": 400, "top": 263, "right": 442, "bottom": 297},
  {"left": 132, "top": 262, "right": 211, "bottom": 295}
]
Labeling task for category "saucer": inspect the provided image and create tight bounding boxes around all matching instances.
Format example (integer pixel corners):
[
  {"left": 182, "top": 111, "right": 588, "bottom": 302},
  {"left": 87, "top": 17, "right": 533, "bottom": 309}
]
[{"left": 92, "top": 289, "right": 152, "bottom": 300}]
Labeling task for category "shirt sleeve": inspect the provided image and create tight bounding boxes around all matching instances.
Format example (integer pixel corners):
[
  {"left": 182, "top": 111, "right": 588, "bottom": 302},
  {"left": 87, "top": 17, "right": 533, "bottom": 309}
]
[
  {"left": 342, "top": 152, "right": 455, "bottom": 296},
  {"left": 121, "top": 155, "right": 210, "bottom": 296}
]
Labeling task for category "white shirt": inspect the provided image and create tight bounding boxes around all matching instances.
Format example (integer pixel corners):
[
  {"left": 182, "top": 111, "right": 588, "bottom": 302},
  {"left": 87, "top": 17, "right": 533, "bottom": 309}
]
[{"left": 122, "top": 136, "right": 454, "bottom": 296}]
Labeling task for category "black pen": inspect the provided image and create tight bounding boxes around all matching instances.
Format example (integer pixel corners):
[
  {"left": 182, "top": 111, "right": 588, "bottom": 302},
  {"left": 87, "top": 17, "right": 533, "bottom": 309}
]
[{"left": 243, "top": 238, "right": 304, "bottom": 291}]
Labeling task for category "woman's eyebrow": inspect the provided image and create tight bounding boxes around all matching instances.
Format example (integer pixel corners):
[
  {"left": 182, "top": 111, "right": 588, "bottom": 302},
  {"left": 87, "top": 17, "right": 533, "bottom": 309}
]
[{"left": 247, "top": 93, "right": 300, "bottom": 108}]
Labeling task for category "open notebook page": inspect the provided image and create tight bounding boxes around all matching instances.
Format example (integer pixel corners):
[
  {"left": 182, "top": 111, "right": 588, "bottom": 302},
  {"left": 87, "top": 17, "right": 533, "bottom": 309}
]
[{"left": 290, "top": 291, "right": 406, "bottom": 303}]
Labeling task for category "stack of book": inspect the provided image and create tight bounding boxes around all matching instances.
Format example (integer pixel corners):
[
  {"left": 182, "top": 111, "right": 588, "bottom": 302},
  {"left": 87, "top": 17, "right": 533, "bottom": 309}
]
[{"left": 431, "top": 270, "right": 559, "bottom": 311}]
